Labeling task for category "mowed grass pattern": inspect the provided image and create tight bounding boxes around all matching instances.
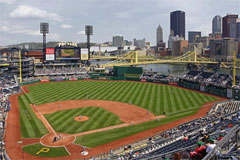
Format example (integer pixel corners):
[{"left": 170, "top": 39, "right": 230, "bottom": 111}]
[
  {"left": 18, "top": 94, "right": 49, "bottom": 138},
  {"left": 23, "top": 143, "right": 69, "bottom": 157},
  {"left": 44, "top": 107, "right": 123, "bottom": 134},
  {"left": 28, "top": 81, "right": 218, "bottom": 115}
]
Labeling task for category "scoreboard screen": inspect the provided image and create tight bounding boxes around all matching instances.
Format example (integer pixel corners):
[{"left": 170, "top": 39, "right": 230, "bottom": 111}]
[{"left": 55, "top": 48, "right": 80, "bottom": 59}]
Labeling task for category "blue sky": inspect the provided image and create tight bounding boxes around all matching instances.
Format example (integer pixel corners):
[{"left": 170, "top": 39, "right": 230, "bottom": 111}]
[{"left": 0, "top": 0, "right": 239, "bottom": 46}]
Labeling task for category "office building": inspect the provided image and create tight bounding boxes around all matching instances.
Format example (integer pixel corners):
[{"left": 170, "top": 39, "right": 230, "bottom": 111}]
[
  {"left": 212, "top": 15, "right": 222, "bottom": 33},
  {"left": 222, "top": 14, "right": 238, "bottom": 38},
  {"left": 113, "top": 35, "right": 124, "bottom": 47},
  {"left": 188, "top": 31, "right": 201, "bottom": 44},
  {"left": 168, "top": 30, "right": 184, "bottom": 49},
  {"left": 170, "top": 10, "right": 185, "bottom": 39},
  {"left": 194, "top": 36, "right": 209, "bottom": 48},
  {"left": 210, "top": 38, "right": 238, "bottom": 61},
  {"left": 172, "top": 40, "right": 188, "bottom": 56},
  {"left": 156, "top": 25, "right": 163, "bottom": 46},
  {"left": 134, "top": 38, "right": 146, "bottom": 48},
  {"left": 237, "top": 19, "right": 240, "bottom": 41}
]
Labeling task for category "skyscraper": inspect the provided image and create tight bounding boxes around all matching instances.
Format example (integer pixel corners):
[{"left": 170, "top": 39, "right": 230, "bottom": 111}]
[
  {"left": 170, "top": 10, "right": 185, "bottom": 39},
  {"left": 188, "top": 31, "right": 201, "bottom": 44},
  {"left": 212, "top": 15, "right": 222, "bottom": 33},
  {"left": 113, "top": 35, "right": 124, "bottom": 47},
  {"left": 237, "top": 19, "right": 240, "bottom": 41},
  {"left": 156, "top": 25, "right": 163, "bottom": 46},
  {"left": 222, "top": 14, "right": 238, "bottom": 38}
]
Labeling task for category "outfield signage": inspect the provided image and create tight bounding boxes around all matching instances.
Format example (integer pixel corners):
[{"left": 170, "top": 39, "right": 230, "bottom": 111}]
[
  {"left": 46, "top": 48, "right": 55, "bottom": 61},
  {"left": 227, "top": 88, "right": 233, "bottom": 98},
  {"left": 81, "top": 48, "right": 88, "bottom": 60}
]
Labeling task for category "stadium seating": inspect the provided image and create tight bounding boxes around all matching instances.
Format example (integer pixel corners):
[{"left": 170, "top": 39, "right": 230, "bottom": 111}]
[
  {"left": 0, "top": 76, "right": 19, "bottom": 159},
  {"left": 182, "top": 71, "right": 240, "bottom": 89},
  {"left": 109, "top": 100, "right": 240, "bottom": 160}
]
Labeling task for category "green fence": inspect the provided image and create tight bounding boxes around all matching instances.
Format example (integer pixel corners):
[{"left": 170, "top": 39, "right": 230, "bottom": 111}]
[
  {"left": 178, "top": 79, "right": 229, "bottom": 98},
  {"left": 21, "top": 80, "right": 40, "bottom": 86},
  {"left": 111, "top": 76, "right": 125, "bottom": 80},
  {"left": 125, "top": 77, "right": 141, "bottom": 81},
  {"left": 113, "top": 66, "right": 143, "bottom": 76},
  {"left": 234, "top": 89, "right": 240, "bottom": 100}
]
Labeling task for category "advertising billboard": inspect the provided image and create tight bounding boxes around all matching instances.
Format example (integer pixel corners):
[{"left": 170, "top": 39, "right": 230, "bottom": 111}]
[
  {"left": 46, "top": 48, "right": 55, "bottom": 61},
  {"left": 81, "top": 48, "right": 88, "bottom": 60}
]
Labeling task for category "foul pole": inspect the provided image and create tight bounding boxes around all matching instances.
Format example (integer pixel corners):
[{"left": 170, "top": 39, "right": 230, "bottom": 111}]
[
  {"left": 19, "top": 50, "right": 22, "bottom": 84},
  {"left": 233, "top": 51, "right": 236, "bottom": 88}
]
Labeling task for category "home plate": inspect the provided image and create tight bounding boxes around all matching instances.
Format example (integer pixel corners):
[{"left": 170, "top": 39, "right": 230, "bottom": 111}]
[{"left": 81, "top": 151, "right": 88, "bottom": 155}]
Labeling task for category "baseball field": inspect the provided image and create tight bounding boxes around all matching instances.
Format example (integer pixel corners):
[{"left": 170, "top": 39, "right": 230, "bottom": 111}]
[{"left": 6, "top": 80, "right": 224, "bottom": 159}]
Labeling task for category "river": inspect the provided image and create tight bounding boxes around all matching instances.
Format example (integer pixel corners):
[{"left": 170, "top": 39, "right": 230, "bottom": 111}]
[{"left": 91, "top": 60, "right": 240, "bottom": 77}]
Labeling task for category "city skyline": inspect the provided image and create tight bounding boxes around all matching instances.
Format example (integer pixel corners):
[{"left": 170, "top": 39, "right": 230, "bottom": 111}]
[{"left": 0, "top": 0, "right": 240, "bottom": 46}]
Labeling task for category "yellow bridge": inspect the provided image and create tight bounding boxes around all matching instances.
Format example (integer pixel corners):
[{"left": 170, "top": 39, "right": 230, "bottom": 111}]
[
  {"left": 99, "top": 51, "right": 229, "bottom": 68},
  {"left": 91, "top": 55, "right": 155, "bottom": 61}
]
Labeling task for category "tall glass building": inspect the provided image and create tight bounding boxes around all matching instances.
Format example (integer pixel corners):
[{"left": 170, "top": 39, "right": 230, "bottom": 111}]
[{"left": 170, "top": 10, "right": 185, "bottom": 39}]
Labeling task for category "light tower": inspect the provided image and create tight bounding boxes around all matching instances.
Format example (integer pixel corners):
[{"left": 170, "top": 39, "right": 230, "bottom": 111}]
[
  {"left": 85, "top": 25, "right": 93, "bottom": 60},
  {"left": 40, "top": 22, "right": 49, "bottom": 62}
]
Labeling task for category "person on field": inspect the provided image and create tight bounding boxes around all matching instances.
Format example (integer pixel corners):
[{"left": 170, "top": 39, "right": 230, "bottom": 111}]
[
  {"left": 52, "top": 136, "right": 57, "bottom": 143},
  {"left": 58, "top": 133, "right": 62, "bottom": 140}
]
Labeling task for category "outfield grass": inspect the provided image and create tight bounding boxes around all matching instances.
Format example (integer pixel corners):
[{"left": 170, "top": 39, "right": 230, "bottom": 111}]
[
  {"left": 23, "top": 143, "right": 69, "bottom": 158},
  {"left": 44, "top": 107, "right": 123, "bottom": 134},
  {"left": 18, "top": 94, "right": 48, "bottom": 138},
  {"left": 28, "top": 81, "right": 218, "bottom": 116}
]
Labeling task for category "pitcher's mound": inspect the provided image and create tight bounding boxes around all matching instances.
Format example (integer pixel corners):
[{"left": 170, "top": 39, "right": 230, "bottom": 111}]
[{"left": 74, "top": 116, "right": 89, "bottom": 122}]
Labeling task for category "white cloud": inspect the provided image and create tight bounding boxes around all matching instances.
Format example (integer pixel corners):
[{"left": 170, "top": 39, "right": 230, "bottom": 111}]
[
  {"left": 0, "top": 0, "right": 16, "bottom": 4},
  {"left": 0, "top": 25, "right": 40, "bottom": 36},
  {"left": 0, "top": 24, "right": 61, "bottom": 40},
  {"left": 78, "top": 30, "right": 85, "bottom": 35},
  {"left": 61, "top": 24, "right": 72, "bottom": 29},
  {"left": 9, "top": 5, "right": 63, "bottom": 21}
]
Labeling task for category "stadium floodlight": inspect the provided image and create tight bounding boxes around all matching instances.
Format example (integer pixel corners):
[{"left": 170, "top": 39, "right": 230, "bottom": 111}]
[
  {"left": 85, "top": 25, "right": 93, "bottom": 61},
  {"left": 40, "top": 22, "right": 49, "bottom": 62},
  {"left": 40, "top": 23, "right": 49, "bottom": 34},
  {"left": 85, "top": 25, "right": 93, "bottom": 36}
]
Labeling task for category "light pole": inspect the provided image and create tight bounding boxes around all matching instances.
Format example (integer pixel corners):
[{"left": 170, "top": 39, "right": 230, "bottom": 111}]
[
  {"left": 85, "top": 25, "right": 93, "bottom": 61},
  {"left": 40, "top": 23, "right": 49, "bottom": 62}
]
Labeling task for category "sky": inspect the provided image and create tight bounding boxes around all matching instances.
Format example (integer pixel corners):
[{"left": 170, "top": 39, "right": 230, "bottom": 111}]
[{"left": 0, "top": 0, "right": 240, "bottom": 46}]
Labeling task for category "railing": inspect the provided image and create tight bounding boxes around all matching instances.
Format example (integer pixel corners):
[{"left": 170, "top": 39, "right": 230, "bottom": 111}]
[{"left": 203, "top": 124, "right": 239, "bottom": 160}]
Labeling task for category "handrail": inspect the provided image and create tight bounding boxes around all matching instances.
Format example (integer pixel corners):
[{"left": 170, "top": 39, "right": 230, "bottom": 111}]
[{"left": 202, "top": 125, "right": 239, "bottom": 160}]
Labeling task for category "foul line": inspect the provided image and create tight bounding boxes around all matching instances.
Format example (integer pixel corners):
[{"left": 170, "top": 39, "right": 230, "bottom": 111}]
[
  {"left": 33, "top": 104, "right": 57, "bottom": 137},
  {"left": 21, "top": 86, "right": 57, "bottom": 137},
  {"left": 64, "top": 146, "right": 71, "bottom": 156}
]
